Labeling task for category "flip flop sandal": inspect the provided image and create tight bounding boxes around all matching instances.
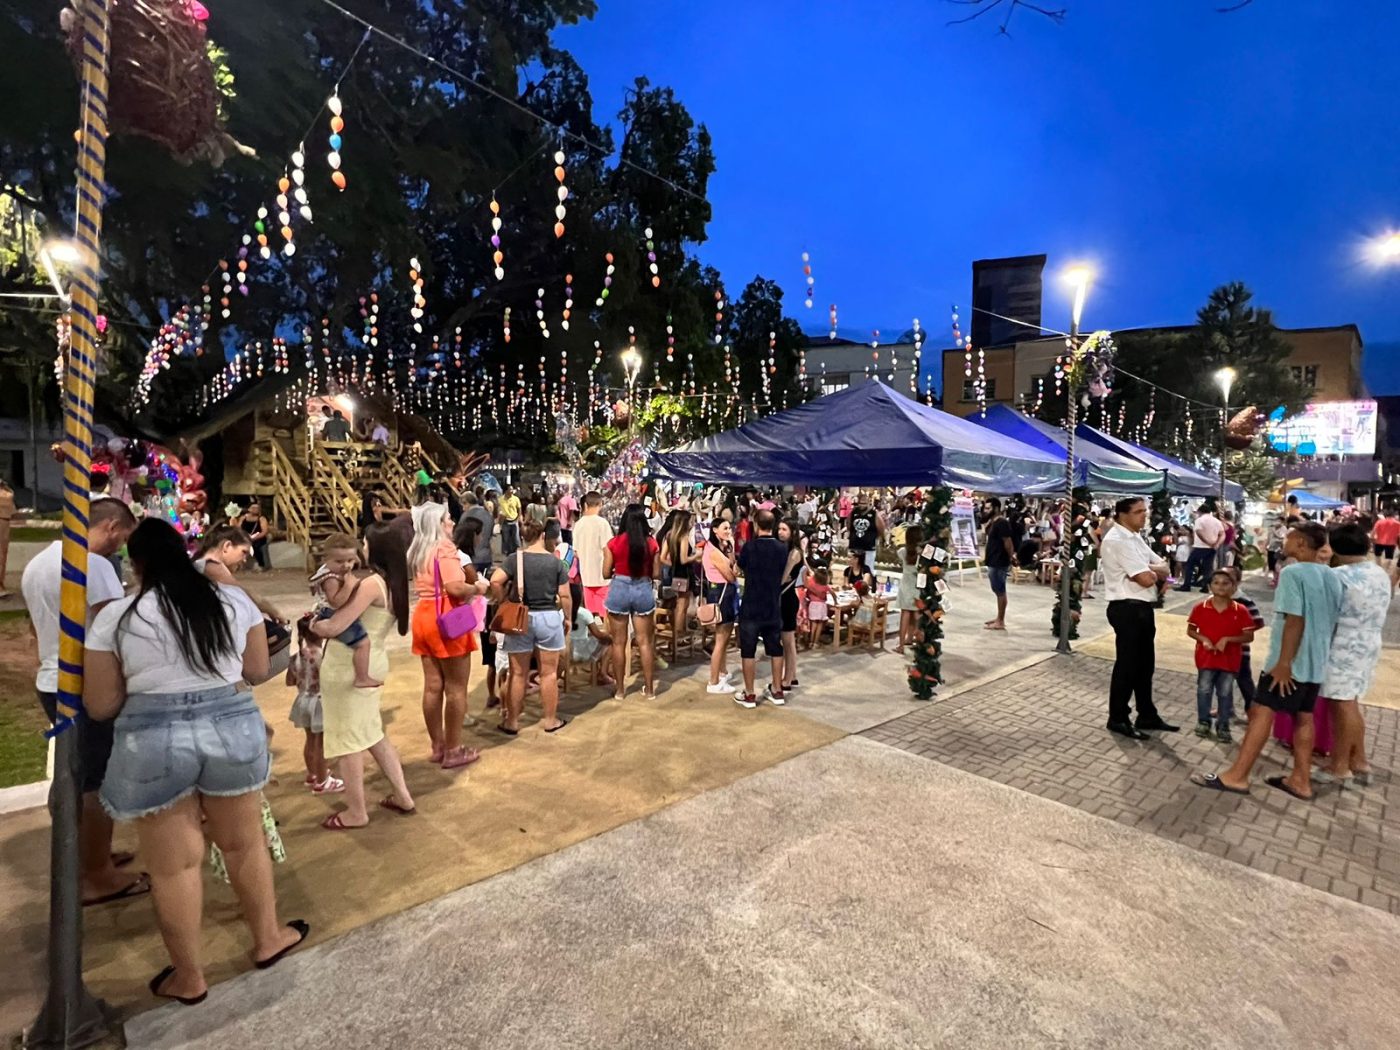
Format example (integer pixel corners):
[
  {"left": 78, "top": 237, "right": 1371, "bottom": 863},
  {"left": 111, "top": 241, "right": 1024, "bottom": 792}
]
[
  {"left": 1265, "top": 775, "right": 1314, "bottom": 802},
  {"left": 441, "top": 748, "right": 481, "bottom": 770},
  {"left": 148, "top": 965, "right": 207, "bottom": 1006},
  {"left": 321, "top": 813, "right": 365, "bottom": 831},
  {"left": 254, "top": 919, "right": 311, "bottom": 970},
  {"left": 545, "top": 718, "right": 570, "bottom": 734},
  {"left": 497, "top": 724, "right": 519, "bottom": 736},
  {"left": 379, "top": 797, "right": 418, "bottom": 815},
  {"left": 1190, "top": 773, "right": 1250, "bottom": 795},
  {"left": 84, "top": 872, "right": 151, "bottom": 907}
]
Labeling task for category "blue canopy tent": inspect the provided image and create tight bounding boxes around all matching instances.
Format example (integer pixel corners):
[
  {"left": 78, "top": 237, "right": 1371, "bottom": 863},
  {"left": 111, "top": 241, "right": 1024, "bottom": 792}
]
[
  {"left": 969, "top": 404, "right": 1164, "bottom": 495},
  {"left": 1288, "top": 490, "right": 1347, "bottom": 511},
  {"left": 647, "top": 381, "right": 1066, "bottom": 494},
  {"left": 1074, "top": 425, "right": 1246, "bottom": 502}
]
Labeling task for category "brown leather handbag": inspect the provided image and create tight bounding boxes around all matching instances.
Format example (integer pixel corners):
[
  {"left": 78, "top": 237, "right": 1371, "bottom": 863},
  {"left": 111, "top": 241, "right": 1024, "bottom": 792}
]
[{"left": 490, "top": 549, "right": 529, "bottom": 635}]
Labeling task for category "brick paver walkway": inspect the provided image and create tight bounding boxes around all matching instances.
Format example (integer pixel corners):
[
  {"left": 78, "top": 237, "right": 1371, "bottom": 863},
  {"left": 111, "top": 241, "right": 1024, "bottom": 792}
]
[{"left": 863, "top": 656, "right": 1400, "bottom": 915}]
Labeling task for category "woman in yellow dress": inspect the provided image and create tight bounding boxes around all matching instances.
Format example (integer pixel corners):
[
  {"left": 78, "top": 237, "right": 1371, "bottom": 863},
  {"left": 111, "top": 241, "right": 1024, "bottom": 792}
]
[{"left": 311, "top": 522, "right": 416, "bottom": 829}]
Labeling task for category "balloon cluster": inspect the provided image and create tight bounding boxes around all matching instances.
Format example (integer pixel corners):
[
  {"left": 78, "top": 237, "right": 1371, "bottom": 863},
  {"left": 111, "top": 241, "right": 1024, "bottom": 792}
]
[
  {"left": 801, "top": 251, "right": 814, "bottom": 308},
  {"left": 596, "top": 251, "right": 615, "bottom": 306},
  {"left": 489, "top": 195, "right": 505, "bottom": 280},
  {"left": 327, "top": 90, "right": 347, "bottom": 191},
  {"left": 644, "top": 227, "right": 660, "bottom": 288},
  {"left": 553, "top": 150, "right": 568, "bottom": 239},
  {"left": 409, "top": 257, "right": 427, "bottom": 334}
]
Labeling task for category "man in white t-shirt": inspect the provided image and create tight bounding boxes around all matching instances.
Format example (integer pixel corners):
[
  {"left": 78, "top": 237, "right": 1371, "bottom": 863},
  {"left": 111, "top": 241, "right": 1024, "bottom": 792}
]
[
  {"left": 20, "top": 497, "right": 147, "bottom": 905},
  {"left": 1175, "top": 504, "right": 1223, "bottom": 594},
  {"left": 572, "top": 491, "right": 613, "bottom": 617}
]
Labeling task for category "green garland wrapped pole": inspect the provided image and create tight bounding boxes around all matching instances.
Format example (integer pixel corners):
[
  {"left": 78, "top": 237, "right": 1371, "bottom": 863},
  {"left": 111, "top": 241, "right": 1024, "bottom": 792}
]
[
  {"left": 1148, "top": 486, "right": 1174, "bottom": 606},
  {"left": 907, "top": 485, "right": 953, "bottom": 700},
  {"left": 1050, "top": 495, "right": 1092, "bottom": 641}
]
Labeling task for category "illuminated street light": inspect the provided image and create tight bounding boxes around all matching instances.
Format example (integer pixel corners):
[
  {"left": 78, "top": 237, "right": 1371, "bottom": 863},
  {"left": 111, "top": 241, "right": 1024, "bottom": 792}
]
[
  {"left": 1364, "top": 230, "right": 1400, "bottom": 267},
  {"left": 1055, "top": 263, "right": 1095, "bottom": 656},
  {"left": 1215, "top": 366, "right": 1237, "bottom": 507}
]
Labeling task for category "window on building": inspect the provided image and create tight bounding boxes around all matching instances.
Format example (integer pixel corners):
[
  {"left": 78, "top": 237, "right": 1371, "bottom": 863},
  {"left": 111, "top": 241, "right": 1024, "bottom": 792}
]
[
  {"left": 820, "top": 375, "right": 849, "bottom": 396},
  {"left": 962, "top": 378, "right": 996, "bottom": 401},
  {"left": 1290, "top": 365, "right": 1318, "bottom": 389}
]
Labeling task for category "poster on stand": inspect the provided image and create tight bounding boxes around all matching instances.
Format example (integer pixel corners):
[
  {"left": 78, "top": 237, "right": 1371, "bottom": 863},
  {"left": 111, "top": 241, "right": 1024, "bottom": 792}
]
[{"left": 950, "top": 499, "right": 980, "bottom": 561}]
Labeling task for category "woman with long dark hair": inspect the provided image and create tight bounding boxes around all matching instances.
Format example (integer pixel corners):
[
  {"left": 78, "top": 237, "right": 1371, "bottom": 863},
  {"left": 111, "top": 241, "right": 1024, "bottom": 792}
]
[
  {"left": 197, "top": 524, "right": 287, "bottom": 626},
  {"left": 603, "top": 503, "right": 661, "bottom": 699},
  {"left": 85, "top": 519, "right": 306, "bottom": 1005},
  {"left": 776, "top": 519, "right": 806, "bottom": 690},
  {"left": 235, "top": 501, "right": 271, "bottom": 571},
  {"left": 660, "top": 509, "right": 699, "bottom": 649},
  {"left": 310, "top": 522, "right": 418, "bottom": 827},
  {"left": 490, "top": 516, "right": 572, "bottom": 732}
]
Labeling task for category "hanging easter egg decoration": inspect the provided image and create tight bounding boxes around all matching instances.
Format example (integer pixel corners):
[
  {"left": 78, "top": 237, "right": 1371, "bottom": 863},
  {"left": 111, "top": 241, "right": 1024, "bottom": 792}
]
[
  {"left": 327, "top": 90, "right": 346, "bottom": 190},
  {"left": 829, "top": 303, "right": 838, "bottom": 341},
  {"left": 713, "top": 289, "right": 725, "bottom": 345},
  {"left": 409, "top": 256, "right": 426, "bottom": 334},
  {"left": 666, "top": 314, "right": 675, "bottom": 363},
  {"left": 503, "top": 306, "right": 512, "bottom": 344},
  {"left": 596, "top": 251, "right": 615, "bottom": 306},
  {"left": 644, "top": 226, "right": 660, "bottom": 288},
  {"left": 562, "top": 273, "right": 573, "bottom": 331},
  {"left": 553, "top": 149, "right": 567, "bottom": 239},
  {"left": 487, "top": 194, "right": 505, "bottom": 281},
  {"left": 536, "top": 287, "right": 550, "bottom": 340},
  {"left": 801, "top": 251, "right": 814, "bottom": 308}
]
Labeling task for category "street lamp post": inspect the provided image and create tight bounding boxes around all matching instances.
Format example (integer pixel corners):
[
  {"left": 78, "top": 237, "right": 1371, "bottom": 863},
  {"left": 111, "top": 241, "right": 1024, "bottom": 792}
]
[
  {"left": 1056, "top": 266, "right": 1092, "bottom": 656},
  {"left": 620, "top": 347, "right": 642, "bottom": 436},
  {"left": 1214, "top": 366, "right": 1236, "bottom": 510}
]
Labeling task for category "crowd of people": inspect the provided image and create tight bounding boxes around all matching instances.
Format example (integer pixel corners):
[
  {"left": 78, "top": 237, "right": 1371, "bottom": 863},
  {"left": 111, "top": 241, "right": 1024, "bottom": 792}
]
[{"left": 15, "top": 469, "right": 1398, "bottom": 1008}]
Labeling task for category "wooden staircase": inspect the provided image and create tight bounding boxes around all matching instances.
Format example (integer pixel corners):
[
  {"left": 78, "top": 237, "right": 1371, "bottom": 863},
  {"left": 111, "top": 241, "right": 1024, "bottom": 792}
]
[{"left": 254, "top": 435, "right": 442, "bottom": 567}]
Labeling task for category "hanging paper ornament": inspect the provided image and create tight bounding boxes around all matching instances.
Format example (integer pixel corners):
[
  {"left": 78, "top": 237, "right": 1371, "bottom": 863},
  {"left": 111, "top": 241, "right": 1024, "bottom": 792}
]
[
  {"left": 562, "top": 273, "right": 573, "bottom": 331},
  {"left": 488, "top": 195, "right": 505, "bottom": 280},
  {"left": 596, "top": 252, "right": 615, "bottom": 306},
  {"left": 327, "top": 90, "right": 346, "bottom": 190},
  {"left": 801, "top": 251, "right": 814, "bottom": 308},
  {"left": 644, "top": 226, "right": 660, "bottom": 288},
  {"left": 553, "top": 149, "right": 567, "bottom": 239}
]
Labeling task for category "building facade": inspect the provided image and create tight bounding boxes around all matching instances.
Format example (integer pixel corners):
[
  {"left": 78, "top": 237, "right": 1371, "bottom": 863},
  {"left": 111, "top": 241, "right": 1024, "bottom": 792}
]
[{"left": 801, "top": 336, "right": 923, "bottom": 400}]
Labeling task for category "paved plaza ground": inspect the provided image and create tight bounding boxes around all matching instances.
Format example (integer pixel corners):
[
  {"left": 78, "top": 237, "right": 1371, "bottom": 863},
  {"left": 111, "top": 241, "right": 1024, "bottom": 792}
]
[{"left": 4, "top": 568, "right": 1399, "bottom": 1047}]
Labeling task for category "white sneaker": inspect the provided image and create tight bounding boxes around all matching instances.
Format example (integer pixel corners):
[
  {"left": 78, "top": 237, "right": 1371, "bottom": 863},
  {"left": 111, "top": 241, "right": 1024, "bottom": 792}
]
[
  {"left": 707, "top": 680, "right": 734, "bottom": 694},
  {"left": 733, "top": 691, "right": 758, "bottom": 709},
  {"left": 763, "top": 686, "right": 786, "bottom": 706}
]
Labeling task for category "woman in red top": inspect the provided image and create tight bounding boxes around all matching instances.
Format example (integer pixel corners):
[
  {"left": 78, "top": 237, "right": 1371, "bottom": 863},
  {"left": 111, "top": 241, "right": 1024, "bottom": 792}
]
[
  {"left": 603, "top": 504, "right": 661, "bottom": 700},
  {"left": 408, "top": 502, "right": 489, "bottom": 768}
]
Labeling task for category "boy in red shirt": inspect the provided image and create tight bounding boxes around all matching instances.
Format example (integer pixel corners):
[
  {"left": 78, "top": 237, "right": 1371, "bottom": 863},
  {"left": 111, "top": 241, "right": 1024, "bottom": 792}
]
[{"left": 1186, "top": 570, "right": 1257, "bottom": 743}]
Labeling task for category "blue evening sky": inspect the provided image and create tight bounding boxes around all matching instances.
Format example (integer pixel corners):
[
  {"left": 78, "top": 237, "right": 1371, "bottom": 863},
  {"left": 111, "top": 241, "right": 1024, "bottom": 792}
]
[{"left": 556, "top": 0, "right": 1400, "bottom": 394}]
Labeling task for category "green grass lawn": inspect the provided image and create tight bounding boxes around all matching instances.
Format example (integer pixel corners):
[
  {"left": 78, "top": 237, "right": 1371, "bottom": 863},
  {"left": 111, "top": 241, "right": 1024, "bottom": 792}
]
[
  {"left": 9, "top": 526, "right": 60, "bottom": 543},
  {"left": 0, "top": 703, "right": 48, "bottom": 789}
]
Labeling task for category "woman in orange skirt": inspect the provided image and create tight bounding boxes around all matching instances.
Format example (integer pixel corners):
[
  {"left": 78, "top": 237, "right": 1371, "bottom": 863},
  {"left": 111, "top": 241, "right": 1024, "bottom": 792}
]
[{"left": 408, "top": 502, "right": 488, "bottom": 769}]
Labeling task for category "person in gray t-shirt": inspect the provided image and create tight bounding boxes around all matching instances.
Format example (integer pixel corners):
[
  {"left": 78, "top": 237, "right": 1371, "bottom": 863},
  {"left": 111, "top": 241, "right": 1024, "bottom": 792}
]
[{"left": 461, "top": 492, "right": 495, "bottom": 571}]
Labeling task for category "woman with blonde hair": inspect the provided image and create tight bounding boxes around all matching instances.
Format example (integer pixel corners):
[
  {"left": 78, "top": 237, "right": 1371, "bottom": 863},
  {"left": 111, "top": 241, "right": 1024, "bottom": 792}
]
[{"left": 408, "top": 502, "right": 489, "bottom": 769}]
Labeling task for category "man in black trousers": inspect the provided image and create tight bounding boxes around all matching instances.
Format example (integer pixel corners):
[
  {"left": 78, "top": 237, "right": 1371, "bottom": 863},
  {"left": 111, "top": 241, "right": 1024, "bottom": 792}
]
[{"left": 1098, "top": 497, "right": 1180, "bottom": 739}]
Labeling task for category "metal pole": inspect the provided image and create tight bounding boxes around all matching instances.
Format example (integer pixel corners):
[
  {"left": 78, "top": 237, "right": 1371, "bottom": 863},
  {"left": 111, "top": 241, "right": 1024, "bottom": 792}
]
[
  {"left": 1055, "top": 318, "right": 1081, "bottom": 655},
  {"left": 25, "top": 1, "right": 114, "bottom": 1045},
  {"left": 1219, "top": 400, "right": 1228, "bottom": 508}
]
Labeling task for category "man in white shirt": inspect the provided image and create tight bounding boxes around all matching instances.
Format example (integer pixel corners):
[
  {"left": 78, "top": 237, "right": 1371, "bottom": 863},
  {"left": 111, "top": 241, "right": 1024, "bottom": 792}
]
[
  {"left": 1099, "top": 496, "right": 1179, "bottom": 740},
  {"left": 572, "top": 490, "right": 613, "bottom": 618},
  {"left": 1176, "top": 504, "right": 1223, "bottom": 593},
  {"left": 20, "top": 497, "right": 148, "bottom": 904}
]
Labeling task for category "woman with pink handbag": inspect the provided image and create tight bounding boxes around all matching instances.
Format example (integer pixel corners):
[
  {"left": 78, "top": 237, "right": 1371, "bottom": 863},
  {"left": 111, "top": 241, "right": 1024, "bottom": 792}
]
[{"left": 408, "top": 502, "right": 490, "bottom": 769}]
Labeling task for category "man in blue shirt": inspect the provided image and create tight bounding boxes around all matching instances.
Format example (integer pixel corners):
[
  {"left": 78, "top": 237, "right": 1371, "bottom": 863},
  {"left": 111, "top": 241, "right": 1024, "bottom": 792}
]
[{"left": 1193, "top": 521, "right": 1342, "bottom": 799}]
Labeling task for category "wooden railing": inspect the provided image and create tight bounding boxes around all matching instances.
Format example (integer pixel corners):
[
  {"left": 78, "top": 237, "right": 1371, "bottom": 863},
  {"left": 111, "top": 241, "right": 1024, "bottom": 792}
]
[
  {"left": 309, "top": 442, "right": 361, "bottom": 536},
  {"left": 268, "top": 440, "right": 315, "bottom": 567}
]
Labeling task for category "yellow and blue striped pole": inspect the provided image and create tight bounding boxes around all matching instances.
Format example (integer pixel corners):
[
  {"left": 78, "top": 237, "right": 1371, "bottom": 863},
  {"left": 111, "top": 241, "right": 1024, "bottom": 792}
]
[
  {"left": 27, "top": 2, "right": 115, "bottom": 1045},
  {"left": 51, "top": 0, "right": 111, "bottom": 733}
]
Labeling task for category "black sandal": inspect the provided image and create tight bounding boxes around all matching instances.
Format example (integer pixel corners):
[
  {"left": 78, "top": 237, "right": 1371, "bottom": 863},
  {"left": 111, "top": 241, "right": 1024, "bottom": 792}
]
[
  {"left": 1190, "top": 773, "right": 1250, "bottom": 795},
  {"left": 497, "top": 724, "right": 519, "bottom": 736},
  {"left": 149, "top": 965, "right": 207, "bottom": 1006},
  {"left": 254, "top": 919, "right": 311, "bottom": 970},
  {"left": 1265, "top": 775, "right": 1313, "bottom": 802}
]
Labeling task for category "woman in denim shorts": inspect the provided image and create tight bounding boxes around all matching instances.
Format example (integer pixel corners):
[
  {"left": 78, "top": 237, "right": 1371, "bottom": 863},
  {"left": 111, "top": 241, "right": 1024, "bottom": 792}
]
[
  {"left": 491, "top": 517, "right": 573, "bottom": 733},
  {"left": 85, "top": 520, "right": 307, "bottom": 1005},
  {"left": 702, "top": 518, "right": 740, "bottom": 693},
  {"left": 603, "top": 504, "right": 662, "bottom": 700}
]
